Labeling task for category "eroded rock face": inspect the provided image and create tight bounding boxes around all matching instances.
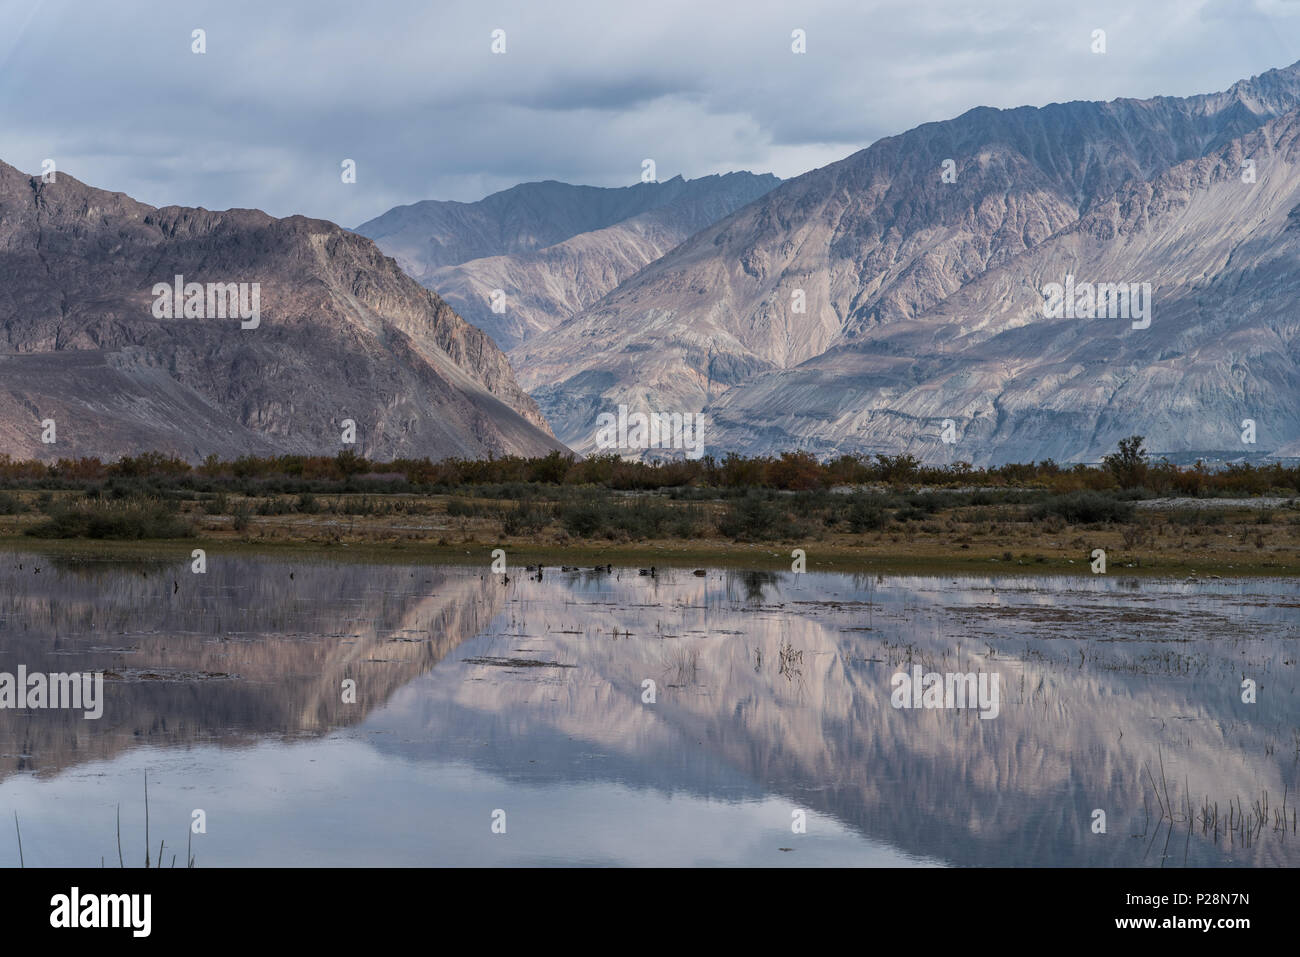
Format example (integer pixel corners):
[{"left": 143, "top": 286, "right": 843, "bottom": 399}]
[
  {"left": 706, "top": 110, "right": 1300, "bottom": 464},
  {"left": 0, "top": 161, "right": 566, "bottom": 462},
  {"left": 356, "top": 172, "right": 780, "bottom": 351},
  {"left": 509, "top": 62, "right": 1300, "bottom": 460}
]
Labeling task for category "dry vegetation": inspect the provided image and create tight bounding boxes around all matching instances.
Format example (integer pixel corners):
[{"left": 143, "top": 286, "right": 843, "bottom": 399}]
[{"left": 1, "top": 440, "right": 1298, "bottom": 573}]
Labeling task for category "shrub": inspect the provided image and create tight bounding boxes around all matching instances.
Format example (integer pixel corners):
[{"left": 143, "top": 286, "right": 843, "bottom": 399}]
[
  {"left": 503, "top": 502, "right": 552, "bottom": 535},
  {"left": 1103, "top": 435, "right": 1149, "bottom": 489},
  {"left": 527, "top": 451, "right": 574, "bottom": 484},
  {"left": 24, "top": 499, "right": 194, "bottom": 539},
  {"left": 764, "top": 452, "right": 825, "bottom": 490},
  {"left": 557, "top": 500, "right": 685, "bottom": 540},
  {"left": 1030, "top": 491, "right": 1136, "bottom": 524},
  {"left": 446, "top": 498, "right": 502, "bottom": 518},
  {"left": 559, "top": 502, "right": 606, "bottom": 537},
  {"left": 875, "top": 453, "right": 920, "bottom": 484},
  {"left": 717, "top": 494, "right": 797, "bottom": 541},
  {"left": 846, "top": 496, "right": 888, "bottom": 531}
]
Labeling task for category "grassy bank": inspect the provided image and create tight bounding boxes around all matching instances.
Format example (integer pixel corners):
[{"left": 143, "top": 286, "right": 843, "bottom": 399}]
[{"left": 2, "top": 482, "right": 1297, "bottom": 575}]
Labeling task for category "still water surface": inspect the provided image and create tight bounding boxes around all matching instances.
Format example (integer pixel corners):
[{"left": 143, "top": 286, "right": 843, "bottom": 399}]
[{"left": 0, "top": 551, "right": 1296, "bottom": 866}]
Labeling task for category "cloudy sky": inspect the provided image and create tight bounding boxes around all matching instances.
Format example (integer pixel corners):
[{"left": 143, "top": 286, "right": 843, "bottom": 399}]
[{"left": 2, "top": 0, "right": 1298, "bottom": 226}]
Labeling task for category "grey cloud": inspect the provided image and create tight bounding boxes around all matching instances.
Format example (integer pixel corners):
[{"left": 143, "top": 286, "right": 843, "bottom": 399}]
[{"left": 0, "top": 0, "right": 1296, "bottom": 226}]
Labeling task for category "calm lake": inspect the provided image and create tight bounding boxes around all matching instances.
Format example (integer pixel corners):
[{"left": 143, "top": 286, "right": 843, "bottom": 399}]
[{"left": 0, "top": 550, "right": 1297, "bottom": 866}]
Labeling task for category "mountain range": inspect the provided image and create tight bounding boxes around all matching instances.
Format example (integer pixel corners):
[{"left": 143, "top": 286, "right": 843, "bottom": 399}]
[
  {"left": 492, "top": 61, "right": 1300, "bottom": 464},
  {"left": 707, "top": 106, "right": 1300, "bottom": 463},
  {"left": 9, "top": 61, "right": 1300, "bottom": 467}
]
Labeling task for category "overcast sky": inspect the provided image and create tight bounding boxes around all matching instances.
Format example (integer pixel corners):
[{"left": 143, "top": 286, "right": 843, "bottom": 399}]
[{"left": 2, "top": 0, "right": 1298, "bottom": 227}]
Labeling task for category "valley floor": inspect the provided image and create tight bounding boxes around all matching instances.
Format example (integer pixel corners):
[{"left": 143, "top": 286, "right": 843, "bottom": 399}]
[{"left": 2, "top": 487, "right": 1297, "bottom": 576}]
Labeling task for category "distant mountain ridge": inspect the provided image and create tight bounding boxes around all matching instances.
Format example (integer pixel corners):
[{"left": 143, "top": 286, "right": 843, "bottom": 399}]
[{"left": 355, "top": 172, "right": 780, "bottom": 349}]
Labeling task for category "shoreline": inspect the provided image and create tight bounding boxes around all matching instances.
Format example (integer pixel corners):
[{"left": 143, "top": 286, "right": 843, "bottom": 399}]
[{"left": 4, "top": 534, "right": 1296, "bottom": 577}]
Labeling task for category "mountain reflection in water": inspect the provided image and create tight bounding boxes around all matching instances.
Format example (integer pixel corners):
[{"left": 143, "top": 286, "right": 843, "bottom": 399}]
[{"left": 0, "top": 552, "right": 1296, "bottom": 867}]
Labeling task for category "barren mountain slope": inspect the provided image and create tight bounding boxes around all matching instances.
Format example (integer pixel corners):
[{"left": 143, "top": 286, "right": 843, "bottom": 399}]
[
  {"left": 707, "top": 110, "right": 1300, "bottom": 464},
  {"left": 513, "top": 62, "right": 1300, "bottom": 454},
  {"left": 0, "top": 161, "right": 565, "bottom": 462}
]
